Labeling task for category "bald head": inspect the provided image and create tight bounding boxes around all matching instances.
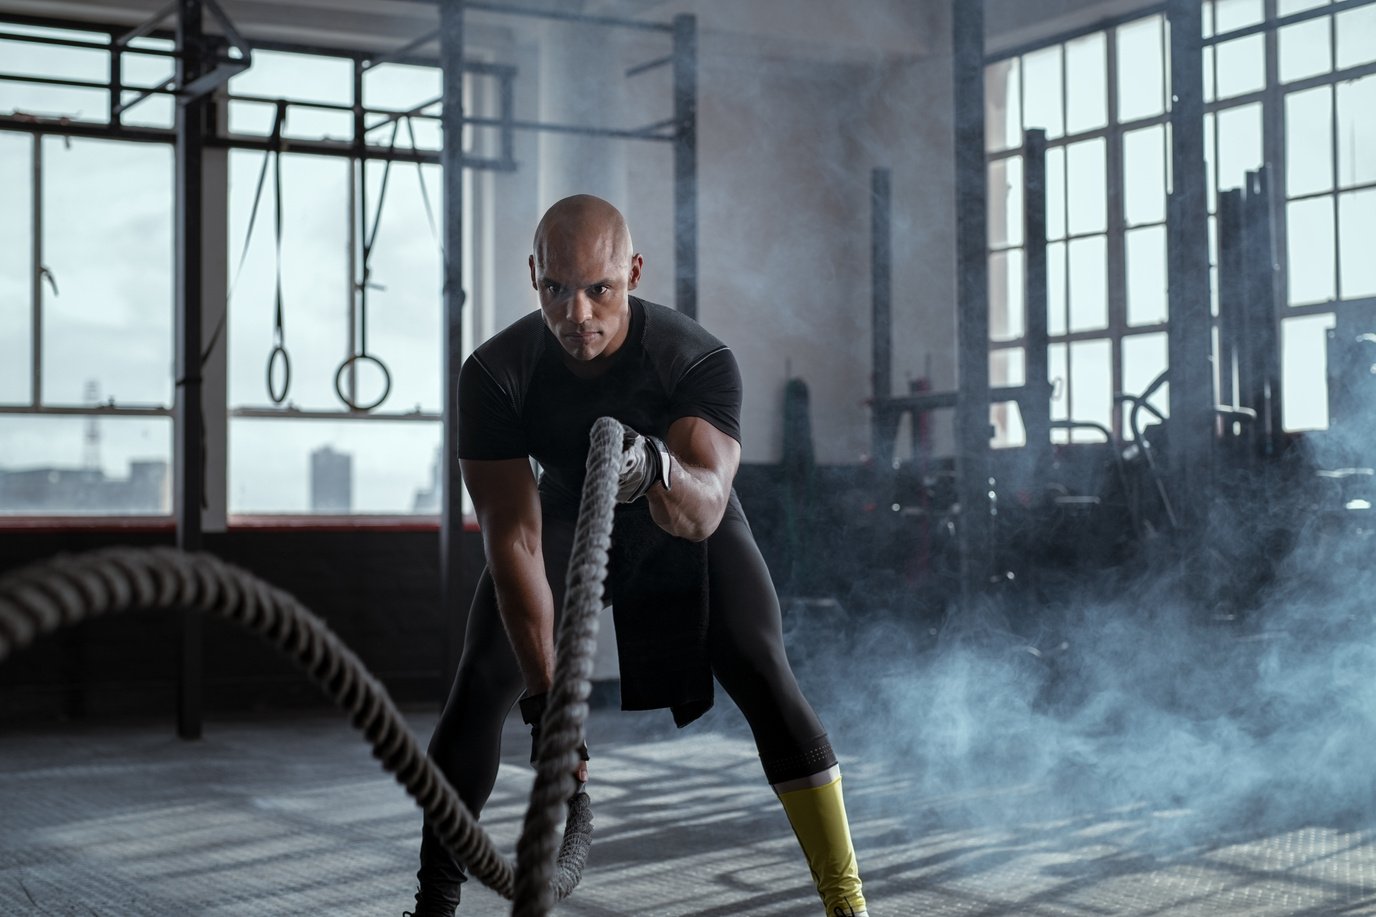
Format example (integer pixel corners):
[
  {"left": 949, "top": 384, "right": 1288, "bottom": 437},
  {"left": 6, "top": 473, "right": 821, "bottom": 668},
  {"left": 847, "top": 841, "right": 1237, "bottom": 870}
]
[
  {"left": 529, "top": 195, "right": 644, "bottom": 366},
  {"left": 532, "top": 194, "right": 634, "bottom": 272}
]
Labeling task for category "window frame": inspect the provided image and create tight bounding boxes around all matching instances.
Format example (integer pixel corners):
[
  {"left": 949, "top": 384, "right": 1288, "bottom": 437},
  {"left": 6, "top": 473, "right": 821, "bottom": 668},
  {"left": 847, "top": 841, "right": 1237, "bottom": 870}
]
[
  {"left": 986, "top": 0, "right": 1376, "bottom": 444},
  {"left": 1206, "top": 0, "right": 1376, "bottom": 430},
  {"left": 987, "top": 7, "right": 1173, "bottom": 444},
  {"left": 0, "top": 14, "right": 510, "bottom": 523}
]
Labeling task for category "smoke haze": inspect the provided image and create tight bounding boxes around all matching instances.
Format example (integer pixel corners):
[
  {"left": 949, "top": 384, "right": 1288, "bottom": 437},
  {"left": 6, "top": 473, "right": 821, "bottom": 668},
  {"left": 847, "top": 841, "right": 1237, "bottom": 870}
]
[{"left": 778, "top": 472, "right": 1376, "bottom": 856}]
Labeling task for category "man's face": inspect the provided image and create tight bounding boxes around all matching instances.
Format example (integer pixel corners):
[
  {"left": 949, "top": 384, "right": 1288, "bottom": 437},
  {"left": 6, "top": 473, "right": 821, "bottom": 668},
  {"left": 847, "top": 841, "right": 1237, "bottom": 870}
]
[{"left": 529, "top": 230, "right": 642, "bottom": 363}]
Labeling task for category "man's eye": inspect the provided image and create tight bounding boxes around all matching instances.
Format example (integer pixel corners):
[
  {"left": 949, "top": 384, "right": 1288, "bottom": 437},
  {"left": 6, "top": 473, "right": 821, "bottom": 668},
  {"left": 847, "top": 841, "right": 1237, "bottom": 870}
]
[
  {"left": 590, "top": 285, "right": 609, "bottom": 296},
  {"left": 543, "top": 282, "right": 560, "bottom": 294}
]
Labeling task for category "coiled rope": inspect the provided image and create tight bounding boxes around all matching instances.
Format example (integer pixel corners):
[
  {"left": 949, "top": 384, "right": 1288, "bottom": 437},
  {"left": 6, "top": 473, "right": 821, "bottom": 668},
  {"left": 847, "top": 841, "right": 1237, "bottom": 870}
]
[{"left": 0, "top": 416, "right": 627, "bottom": 917}]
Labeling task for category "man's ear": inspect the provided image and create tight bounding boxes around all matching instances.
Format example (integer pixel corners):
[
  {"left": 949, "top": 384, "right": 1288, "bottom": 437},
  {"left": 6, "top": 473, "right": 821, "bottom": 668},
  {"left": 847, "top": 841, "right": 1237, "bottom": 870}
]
[
  {"left": 529, "top": 254, "right": 538, "bottom": 290},
  {"left": 627, "top": 253, "right": 644, "bottom": 291}
]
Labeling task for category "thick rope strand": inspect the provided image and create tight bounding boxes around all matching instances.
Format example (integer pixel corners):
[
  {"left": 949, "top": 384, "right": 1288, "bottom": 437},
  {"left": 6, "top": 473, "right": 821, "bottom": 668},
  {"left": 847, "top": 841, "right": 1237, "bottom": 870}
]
[
  {"left": 512, "top": 415, "right": 622, "bottom": 915},
  {"left": 0, "top": 548, "right": 548, "bottom": 896},
  {"left": 0, "top": 417, "right": 626, "bottom": 914}
]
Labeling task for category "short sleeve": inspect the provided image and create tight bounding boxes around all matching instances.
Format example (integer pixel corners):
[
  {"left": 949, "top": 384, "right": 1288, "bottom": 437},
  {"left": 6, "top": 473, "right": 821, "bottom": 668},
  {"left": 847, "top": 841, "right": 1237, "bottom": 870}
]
[
  {"left": 669, "top": 348, "right": 742, "bottom": 443},
  {"left": 457, "top": 354, "right": 528, "bottom": 460}
]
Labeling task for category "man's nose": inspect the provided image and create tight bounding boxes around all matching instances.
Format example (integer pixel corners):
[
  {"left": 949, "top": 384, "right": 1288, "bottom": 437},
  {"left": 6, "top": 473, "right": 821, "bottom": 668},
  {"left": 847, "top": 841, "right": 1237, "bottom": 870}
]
[{"left": 567, "top": 292, "right": 593, "bottom": 324}]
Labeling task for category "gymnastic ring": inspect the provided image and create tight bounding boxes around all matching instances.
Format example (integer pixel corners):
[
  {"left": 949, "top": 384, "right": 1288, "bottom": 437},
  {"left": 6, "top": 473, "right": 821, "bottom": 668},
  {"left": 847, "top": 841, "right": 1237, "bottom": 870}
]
[
  {"left": 334, "top": 353, "right": 392, "bottom": 412},
  {"left": 267, "top": 344, "right": 291, "bottom": 405}
]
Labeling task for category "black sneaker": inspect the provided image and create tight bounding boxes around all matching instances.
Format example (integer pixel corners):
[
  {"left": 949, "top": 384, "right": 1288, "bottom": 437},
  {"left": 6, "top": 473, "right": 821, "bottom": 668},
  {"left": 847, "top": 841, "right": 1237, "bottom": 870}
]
[{"left": 405, "top": 887, "right": 458, "bottom": 917}]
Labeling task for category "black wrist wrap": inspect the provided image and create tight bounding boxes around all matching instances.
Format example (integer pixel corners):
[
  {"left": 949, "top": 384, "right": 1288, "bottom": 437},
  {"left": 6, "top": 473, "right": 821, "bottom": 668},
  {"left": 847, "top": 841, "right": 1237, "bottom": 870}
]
[{"left": 518, "top": 692, "right": 590, "bottom": 764}]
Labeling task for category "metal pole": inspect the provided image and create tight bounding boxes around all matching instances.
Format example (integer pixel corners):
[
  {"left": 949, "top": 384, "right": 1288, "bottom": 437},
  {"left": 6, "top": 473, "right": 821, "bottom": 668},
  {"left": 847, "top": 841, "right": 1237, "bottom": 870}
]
[
  {"left": 349, "top": 162, "right": 360, "bottom": 406},
  {"left": 1166, "top": 0, "right": 1213, "bottom": 531},
  {"left": 952, "top": 0, "right": 992, "bottom": 603},
  {"left": 1243, "top": 167, "right": 1281, "bottom": 455},
  {"left": 870, "top": 168, "right": 892, "bottom": 460},
  {"left": 110, "top": 44, "right": 123, "bottom": 129},
  {"left": 1022, "top": 129, "right": 1051, "bottom": 458},
  {"left": 30, "top": 135, "right": 42, "bottom": 409},
  {"left": 439, "top": 0, "right": 468, "bottom": 692},
  {"left": 499, "top": 68, "right": 515, "bottom": 170},
  {"left": 351, "top": 60, "right": 363, "bottom": 406},
  {"left": 672, "top": 14, "right": 697, "bottom": 320},
  {"left": 1104, "top": 31, "right": 1127, "bottom": 440},
  {"left": 174, "top": 0, "right": 207, "bottom": 740},
  {"left": 1217, "top": 189, "right": 1245, "bottom": 409},
  {"left": 198, "top": 88, "right": 229, "bottom": 535}
]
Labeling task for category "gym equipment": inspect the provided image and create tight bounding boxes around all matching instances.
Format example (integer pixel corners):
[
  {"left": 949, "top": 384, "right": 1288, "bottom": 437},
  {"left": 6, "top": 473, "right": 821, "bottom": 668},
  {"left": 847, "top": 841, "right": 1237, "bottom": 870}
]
[
  {"left": 229, "top": 99, "right": 292, "bottom": 405},
  {"left": 334, "top": 115, "right": 438, "bottom": 412}
]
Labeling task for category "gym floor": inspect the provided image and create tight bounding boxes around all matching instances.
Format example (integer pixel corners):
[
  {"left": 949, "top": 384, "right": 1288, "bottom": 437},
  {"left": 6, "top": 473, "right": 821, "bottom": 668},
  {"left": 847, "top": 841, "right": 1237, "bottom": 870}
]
[{"left": 2, "top": 704, "right": 1373, "bottom": 916}]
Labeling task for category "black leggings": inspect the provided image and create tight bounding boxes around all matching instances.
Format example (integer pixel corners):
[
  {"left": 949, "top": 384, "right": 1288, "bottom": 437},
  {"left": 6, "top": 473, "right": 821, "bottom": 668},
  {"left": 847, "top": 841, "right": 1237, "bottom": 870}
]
[{"left": 417, "top": 499, "right": 830, "bottom": 901}]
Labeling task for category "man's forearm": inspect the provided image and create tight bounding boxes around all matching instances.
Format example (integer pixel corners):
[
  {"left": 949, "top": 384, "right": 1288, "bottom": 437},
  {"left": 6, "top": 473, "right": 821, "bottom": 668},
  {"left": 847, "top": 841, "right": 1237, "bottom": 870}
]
[
  {"left": 487, "top": 544, "right": 557, "bottom": 694},
  {"left": 645, "top": 457, "right": 730, "bottom": 541}
]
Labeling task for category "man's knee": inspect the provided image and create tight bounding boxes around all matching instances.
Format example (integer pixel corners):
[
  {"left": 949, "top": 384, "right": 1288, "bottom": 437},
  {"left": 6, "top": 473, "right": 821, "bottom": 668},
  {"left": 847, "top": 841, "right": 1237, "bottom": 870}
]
[{"left": 717, "top": 632, "right": 795, "bottom": 690}]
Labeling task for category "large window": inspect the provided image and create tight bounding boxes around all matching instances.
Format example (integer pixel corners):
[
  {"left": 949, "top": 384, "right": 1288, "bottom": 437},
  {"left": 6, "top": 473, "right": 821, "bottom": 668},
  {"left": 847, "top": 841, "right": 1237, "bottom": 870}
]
[
  {"left": 0, "top": 25, "right": 176, "bottom": 516},
  {"left": 223, "top": 50, "right": 495, "bottom": 517},
  {"left": 0, "top": 18, "right": 506, "bottom": 519},
  {"left": 986, "top": 0, "right": 1376, "bottom": 444},
  {"left": 1260, "top": 0, "right": 1376, "bottom": 428},
  {"left": 987, "top": 14, "right": 1172, "bottom": 446}
]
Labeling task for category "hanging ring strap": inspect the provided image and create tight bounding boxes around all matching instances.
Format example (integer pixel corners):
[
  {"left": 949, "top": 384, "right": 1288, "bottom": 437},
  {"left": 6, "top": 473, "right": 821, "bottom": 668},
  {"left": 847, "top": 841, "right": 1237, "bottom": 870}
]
[
  {"left": 264, "top": 100, "right": 291, "bottom": 405},
  {"left": 402, "top": 115, "right": 449, "bottom": 300},
  {"left": 218, "top": 99, "right": 279, "bottom": 373},
  {"left": 362, "top": 118, "right": 401, "bottom": 279},
  {"left": 336, "top": 118, "right": 401, "bottom": 412},
  {"left": 404, "top": 115, "right": 444, "bottom": 258}
]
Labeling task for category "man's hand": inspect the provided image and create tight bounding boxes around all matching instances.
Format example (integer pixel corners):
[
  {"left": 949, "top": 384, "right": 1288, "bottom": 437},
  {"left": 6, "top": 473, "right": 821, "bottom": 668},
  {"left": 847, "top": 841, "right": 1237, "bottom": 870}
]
[
  {"left": 617, "top": 427, "right": 668, "bottom": 503},
  {"left": 519, "top": 692, "right": 591, "bottom": 785}
]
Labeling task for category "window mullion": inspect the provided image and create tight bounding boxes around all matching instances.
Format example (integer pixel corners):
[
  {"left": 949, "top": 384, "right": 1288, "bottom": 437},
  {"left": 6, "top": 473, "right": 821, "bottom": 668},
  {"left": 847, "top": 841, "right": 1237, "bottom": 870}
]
[
  {"left": 1329, "top": 10, "right": 1342, "bottom": 299},
  {"left": 1106, "top": 24, "right": 1127, "bottom": 439},
  {"left": 30, "top": 133, "right": 42, "bottom": 409},
  {"left": 1264, "top": 0, "right": 1287, "bottom": 315},
  {"left": 1059, "top": 45, "right": 1074, "bottom": 423}
]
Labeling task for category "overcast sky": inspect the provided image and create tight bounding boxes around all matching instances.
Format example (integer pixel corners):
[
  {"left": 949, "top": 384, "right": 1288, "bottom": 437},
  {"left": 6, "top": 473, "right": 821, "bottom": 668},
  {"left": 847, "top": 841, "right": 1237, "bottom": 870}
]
[{"left": 0, "top": 42, "right": 449, "bottom": 513}]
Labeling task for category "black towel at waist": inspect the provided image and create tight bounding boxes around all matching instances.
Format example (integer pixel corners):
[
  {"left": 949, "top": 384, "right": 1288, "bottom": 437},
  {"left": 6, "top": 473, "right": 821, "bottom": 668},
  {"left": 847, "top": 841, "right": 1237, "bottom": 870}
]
[{"left": 607, "top": 502, "right": 714, "bottom": 727}]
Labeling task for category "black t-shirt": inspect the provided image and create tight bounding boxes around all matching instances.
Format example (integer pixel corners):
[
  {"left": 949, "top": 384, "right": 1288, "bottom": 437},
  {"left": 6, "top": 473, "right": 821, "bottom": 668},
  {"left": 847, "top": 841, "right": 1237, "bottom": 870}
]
[{"left": 458, "top": 297, "right": 742, "bottom": 509}]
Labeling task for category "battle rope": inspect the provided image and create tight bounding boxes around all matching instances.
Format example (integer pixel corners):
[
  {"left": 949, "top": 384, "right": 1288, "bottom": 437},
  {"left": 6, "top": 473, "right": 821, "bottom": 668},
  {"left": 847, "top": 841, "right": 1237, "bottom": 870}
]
[
  {"left": 513, "top": 415, "right": 620, "bottom": 915},
  {"left": 0, "top": 415, "right": 627, "bottom": 917}
]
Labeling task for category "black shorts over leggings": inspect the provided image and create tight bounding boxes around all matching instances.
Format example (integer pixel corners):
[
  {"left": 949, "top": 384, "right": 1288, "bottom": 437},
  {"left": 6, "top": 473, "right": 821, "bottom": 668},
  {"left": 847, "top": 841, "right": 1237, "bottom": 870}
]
[{"left": 417, "top": 497, "right": 834, "bottom": 901}]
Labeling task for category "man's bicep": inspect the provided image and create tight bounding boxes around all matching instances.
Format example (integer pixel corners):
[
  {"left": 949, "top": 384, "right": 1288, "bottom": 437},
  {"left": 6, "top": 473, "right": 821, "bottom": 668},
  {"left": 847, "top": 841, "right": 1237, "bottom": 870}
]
[
  {"left": 665, "top": 416, "right": 741, "bottom": 484},
  {"left": 460, "top": 457, "right": 541, "bottom": 551}
]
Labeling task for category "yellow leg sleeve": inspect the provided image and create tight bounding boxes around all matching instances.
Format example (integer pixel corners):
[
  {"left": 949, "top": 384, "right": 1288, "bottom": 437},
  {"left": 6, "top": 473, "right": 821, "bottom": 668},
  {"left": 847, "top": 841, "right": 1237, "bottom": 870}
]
[{"left": 776, "top": 771, "right": 867, "bottom": 915}]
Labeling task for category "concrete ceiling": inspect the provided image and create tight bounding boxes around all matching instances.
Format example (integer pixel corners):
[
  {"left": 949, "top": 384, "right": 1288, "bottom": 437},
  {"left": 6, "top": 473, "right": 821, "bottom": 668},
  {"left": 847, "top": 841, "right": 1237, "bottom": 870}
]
[
  {"left": 0, "top": 0, "right": 951, "bottom": 62},
  {"left": 0, "top": 1, "right": 1161, "bottom": 67},
  {"left": 0, "top": 0, "right": 677, "bottom": 56}
]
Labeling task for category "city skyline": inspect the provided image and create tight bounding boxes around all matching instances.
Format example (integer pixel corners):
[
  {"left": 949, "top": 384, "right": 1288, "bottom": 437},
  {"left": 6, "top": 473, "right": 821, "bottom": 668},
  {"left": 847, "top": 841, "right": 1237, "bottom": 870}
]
[{"left": 0, "top": 428, "right": 442, "bottom": 516}]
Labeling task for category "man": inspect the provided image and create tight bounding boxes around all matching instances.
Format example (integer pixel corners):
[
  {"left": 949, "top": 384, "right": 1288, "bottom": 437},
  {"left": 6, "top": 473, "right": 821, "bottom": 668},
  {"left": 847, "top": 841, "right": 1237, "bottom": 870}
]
[{"left": 410, "top": 195, "right": 869, "bottom": 916}]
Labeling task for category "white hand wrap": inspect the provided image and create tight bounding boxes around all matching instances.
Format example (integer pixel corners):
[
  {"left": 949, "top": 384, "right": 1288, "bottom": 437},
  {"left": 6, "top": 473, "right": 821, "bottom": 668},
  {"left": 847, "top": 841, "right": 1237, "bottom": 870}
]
[{"left": 616, "top": 429, "right": 668, "bottom": 503}]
